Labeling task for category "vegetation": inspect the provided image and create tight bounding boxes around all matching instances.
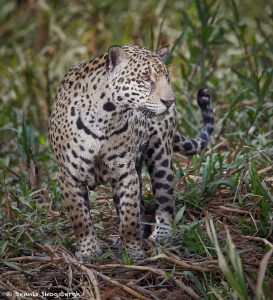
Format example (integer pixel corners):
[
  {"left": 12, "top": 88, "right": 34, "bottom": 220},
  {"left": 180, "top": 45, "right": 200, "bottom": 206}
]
[{"left": 0, "top": 0, "right": 272, "bottom": 299}]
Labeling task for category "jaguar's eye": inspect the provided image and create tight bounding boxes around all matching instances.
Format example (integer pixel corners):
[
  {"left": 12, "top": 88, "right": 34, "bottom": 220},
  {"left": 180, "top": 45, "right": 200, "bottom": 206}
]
[{"left": 142, "top": 74, "right": 150, "bottom": 81}]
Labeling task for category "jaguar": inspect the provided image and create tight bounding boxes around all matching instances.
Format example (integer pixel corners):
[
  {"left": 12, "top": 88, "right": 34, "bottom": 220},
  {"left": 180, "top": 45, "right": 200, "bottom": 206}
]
[{"left": 48, "top": 45, "right": 214, "bottom": 260}]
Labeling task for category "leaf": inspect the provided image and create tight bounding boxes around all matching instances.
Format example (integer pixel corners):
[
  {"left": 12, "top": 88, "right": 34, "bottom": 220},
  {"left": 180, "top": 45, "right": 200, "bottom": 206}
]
[
  {"left": 1, "top": 260, "right": 24, "bottom": 272},
  {"left": 233, "top": 70, "right": 255, "bottom": 91},
  {"left": 258, "top": 68, "right": 273, "bottom": 102},
  {"left": 183, "top": 271, "right": 208, "bottom": 299},
  {"left": 166, "top": 26, "right": 188, "bottom": 65},
  {"left": 256, "top": 247, "right": 273, "bottom": 300},
  {"left": 16, "top": 142, "right": 27, "bottom": 164},
  {"left": 0, "top": 240, "right": 9, "bottom": 257},
  {"left": 174, "top": 205, "right": 186, "bottom": 225},
  {"left": 206, "top": 219, "right": 249, "bottom": 300},
  {"left": 226, "top": 230, "right": 248, "bottom": 295}
]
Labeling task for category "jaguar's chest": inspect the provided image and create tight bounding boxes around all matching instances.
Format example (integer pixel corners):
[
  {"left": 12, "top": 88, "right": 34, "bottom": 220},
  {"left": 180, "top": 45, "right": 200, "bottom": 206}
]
[{"left": 134, "top": 109, "right": 177, "bottom": 159}]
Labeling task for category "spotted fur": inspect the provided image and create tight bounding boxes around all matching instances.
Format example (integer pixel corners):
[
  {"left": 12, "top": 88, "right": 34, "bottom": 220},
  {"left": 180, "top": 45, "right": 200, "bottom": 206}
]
[{"left": 48, "top": 45, "right": 214, "bottom": 261}]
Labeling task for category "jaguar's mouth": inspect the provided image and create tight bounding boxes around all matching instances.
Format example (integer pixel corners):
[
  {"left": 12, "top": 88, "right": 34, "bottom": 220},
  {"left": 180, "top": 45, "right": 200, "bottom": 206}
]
[
  {"left": 160, "top": 98, "right": 175, "bottom": 111},
  {"left": 138, "top": 100, "right": 174, "bottom": 117},
  {"left": 137, "top": 106, "right": 157, "bottom": 118}
]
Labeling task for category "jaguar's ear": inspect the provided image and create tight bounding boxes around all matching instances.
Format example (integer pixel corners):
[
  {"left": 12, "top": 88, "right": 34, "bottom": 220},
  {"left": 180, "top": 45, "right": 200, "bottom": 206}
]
[
  {"left": 156, "top": 45, "right": 170, "bottom": 62},
  {"left": 106, "top": 45, "right": 127, "bottom": 72}
]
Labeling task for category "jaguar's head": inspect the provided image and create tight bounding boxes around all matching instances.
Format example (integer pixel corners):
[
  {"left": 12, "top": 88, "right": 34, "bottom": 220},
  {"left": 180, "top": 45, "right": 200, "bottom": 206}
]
[{"left": 106, "top": 45, "right": 175, "bottom": 116}]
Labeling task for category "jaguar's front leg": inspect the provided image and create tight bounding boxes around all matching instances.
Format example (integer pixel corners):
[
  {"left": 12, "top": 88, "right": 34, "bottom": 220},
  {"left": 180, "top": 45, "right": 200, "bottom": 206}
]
[
  {"left": 57, "top": 170, "right": 102, "bottom": 261},
  {"left": 144, "top": 136, "right": 175, "bottom": 244},
  {"left": 111, "top": 163, "right": 146, "bottom": 260}
]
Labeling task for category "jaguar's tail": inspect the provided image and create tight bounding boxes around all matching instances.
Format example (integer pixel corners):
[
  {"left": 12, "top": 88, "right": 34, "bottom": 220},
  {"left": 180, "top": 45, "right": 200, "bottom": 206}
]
[{"left": 173, "top": 88, "right": 214, "bottom": 155}]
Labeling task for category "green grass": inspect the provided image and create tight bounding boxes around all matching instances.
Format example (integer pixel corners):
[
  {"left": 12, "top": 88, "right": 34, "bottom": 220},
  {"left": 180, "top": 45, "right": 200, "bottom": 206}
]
[{"left": 0, "top": 0, "right": 273, "bottom": 299}]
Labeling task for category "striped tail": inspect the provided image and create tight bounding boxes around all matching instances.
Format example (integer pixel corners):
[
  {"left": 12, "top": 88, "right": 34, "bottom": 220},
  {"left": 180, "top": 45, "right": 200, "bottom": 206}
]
[{"left": 173, "top": 88, "right": 214, "bottom": 155}]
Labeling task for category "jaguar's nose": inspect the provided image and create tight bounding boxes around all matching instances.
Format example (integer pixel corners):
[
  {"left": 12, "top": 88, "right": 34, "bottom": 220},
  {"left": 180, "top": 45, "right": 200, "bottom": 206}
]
[{"left": 161, "top": 99, "right": 175, "bottom": 110}]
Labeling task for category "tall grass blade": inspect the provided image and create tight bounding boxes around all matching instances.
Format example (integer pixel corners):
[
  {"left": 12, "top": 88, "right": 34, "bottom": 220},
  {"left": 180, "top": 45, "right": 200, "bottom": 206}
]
[
  {"left": 206, "top": 219, "right": 249, "bottom": 300},
  {"left": 256, "top": 247, "right": 273, "bottom": 300}
]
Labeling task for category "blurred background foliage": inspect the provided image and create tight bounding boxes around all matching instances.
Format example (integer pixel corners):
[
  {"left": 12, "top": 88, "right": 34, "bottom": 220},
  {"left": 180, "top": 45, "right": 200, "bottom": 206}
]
[
  {"left": 1, "top": 0, "right": 272, "bottom": 127},
  {"left": 0, "top": 0, "right": 272, "bottom": 298},
  {"left": 1, "top": 0, "right": 272, "bottom": 189}
]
